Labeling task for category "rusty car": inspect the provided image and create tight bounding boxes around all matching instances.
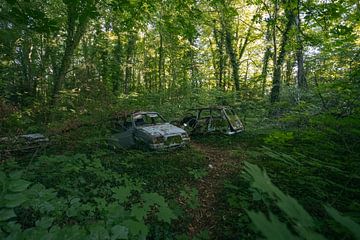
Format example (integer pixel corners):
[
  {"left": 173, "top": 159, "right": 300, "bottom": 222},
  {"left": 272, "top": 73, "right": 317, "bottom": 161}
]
[
  {"left": 0, "top": 133, "right": 49, "bottom": 157},
  {"left": 178, "top": 106, "right": 244, "bottom": 135},
  {"left": 109, "top": 111, "right": 190, "bottom": 150}
]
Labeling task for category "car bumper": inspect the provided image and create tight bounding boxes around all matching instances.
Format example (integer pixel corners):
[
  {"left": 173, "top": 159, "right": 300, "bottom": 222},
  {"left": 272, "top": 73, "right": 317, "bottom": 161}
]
[
  {"left": 225, "top": 128, "right": 245, "bottom": 135},
  {"left": 149, "top": 137, "right": 190, "bottom": 150}
]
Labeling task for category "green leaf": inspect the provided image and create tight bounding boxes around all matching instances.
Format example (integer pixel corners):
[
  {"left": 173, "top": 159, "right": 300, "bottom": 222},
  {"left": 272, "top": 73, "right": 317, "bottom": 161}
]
[
  {"left": 36, "top": 217, "right": 54, "bottom": 229},
  {"left": 247, "top": 211, "right": 298, "bottom": 240},
  {"left": 88, "top": 224, "right": 109, "bottom": 240},
  {"left": 0, "top": 209, "right": 16, "bottom": 222},
  {"left": 157, "top": 205, "right": 176, "bottom": 223},
  {"left": 122, "top": 219, "right": 148, "bottom": 238},
  {"left": 325, "top": 205, "right": 360, "bottom": 240},
  {"left": 111, "top": 225, "right": 128, "bottom": 240},
  {"left": 252, "top": 191, "right": 262, "bottom": 201},
  {"left": 9, "top": 179, "right": 31, "bottom": 192},
  {"left": 141, "top": 193, "right": 166, "bottom": 206},
  {"left": 9, "top": 171, "right": 22, "bottom": 179},
  {"left": 131, "top": 204, "right": 148, "bottom": 221},
  {"left": 4, "top": 193, "right": 27, "bottom": 207},
  {"left": 112, "top": 186, "right": 132, "bottom": 203}
]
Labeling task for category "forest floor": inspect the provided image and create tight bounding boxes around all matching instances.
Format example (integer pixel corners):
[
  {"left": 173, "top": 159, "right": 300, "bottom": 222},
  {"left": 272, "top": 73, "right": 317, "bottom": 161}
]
[
  {"left": 187, "top": 139, "right": 246, "bottom": 238},
  {"left": 1, "top": 112, "right": 359, "bottom": 240}
]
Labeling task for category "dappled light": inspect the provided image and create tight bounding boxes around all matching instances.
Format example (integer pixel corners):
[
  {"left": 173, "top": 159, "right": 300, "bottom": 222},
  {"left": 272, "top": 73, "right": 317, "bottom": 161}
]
[{"left": 0, "top": 0, "right": 359, "bottom": 239}]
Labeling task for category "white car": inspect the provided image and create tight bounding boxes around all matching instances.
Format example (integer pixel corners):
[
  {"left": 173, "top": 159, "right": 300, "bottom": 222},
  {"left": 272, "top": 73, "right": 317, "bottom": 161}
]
[{"left": 109, "top": 112, "right": 190, "bottom": 150}]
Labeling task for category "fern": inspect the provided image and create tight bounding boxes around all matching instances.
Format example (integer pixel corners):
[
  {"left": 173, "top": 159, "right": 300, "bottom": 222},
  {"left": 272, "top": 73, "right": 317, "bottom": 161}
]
[
  {"left": 246, "top": 211, "right": 297, "bottom": 240},
  {"left": 324, "top": 205, "right": 360, "bottom": 240},
  {"left": 243, "top": 162, "right": 325, "bottom": 240}
]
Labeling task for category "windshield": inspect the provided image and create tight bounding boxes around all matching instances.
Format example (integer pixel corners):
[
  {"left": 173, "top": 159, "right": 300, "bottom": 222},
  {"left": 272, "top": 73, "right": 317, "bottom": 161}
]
[
  {"left": 224, "top": 109, "right": 242, "bottom": 129},
  {"left": 133, "top": 113, "right": 166, "bottom": 126}
]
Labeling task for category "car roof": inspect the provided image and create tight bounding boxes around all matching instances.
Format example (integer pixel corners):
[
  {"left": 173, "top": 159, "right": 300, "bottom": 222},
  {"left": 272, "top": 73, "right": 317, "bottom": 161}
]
[
  {"left": 188, "top": 106, "right": 232, "bottom": 111},
  {"left": 132, "top": 111, "right": 159, "bottom": 115}
]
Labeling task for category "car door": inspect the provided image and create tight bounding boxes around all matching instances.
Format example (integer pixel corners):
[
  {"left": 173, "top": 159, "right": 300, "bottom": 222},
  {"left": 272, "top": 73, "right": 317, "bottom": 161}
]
[
  {"left": 224, "top": 108, "right": 244, "bottom": 132},
  {"left": 210, "top": 109, "right": 228, "bottom": 132},
  {"left": 110, "top": 115, "right": 135, "bottom": 149},
  {"left": 196, "top": 109, "right": 211, "bottom": 133}
]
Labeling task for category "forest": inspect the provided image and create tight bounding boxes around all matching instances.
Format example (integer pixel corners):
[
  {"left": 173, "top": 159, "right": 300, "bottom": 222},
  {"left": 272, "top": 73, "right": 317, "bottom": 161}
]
[{"left": 0, "top": 0, "right": 359, "bottom": 239}]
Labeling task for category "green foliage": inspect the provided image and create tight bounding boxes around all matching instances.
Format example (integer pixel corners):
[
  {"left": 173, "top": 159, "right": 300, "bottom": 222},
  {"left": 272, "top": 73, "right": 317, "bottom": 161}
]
[
  {"left": 180, "top": 187, "right": 200, "bottom": 210},
  {"left": 324, "top": 206, "right": 360, "bottom": 240},
  {"left": 0, "top": 153, "right": 178, "bottom": 240},
  {"left": 243, "top": 162, "right": 326, "bottom": 240},
  {"left": 264, "top": 131, "right": 294, "bottom": 146},
  {"left": 187, "top": 167, "right": 208, "bottom": 180},
  {"left": 246, "top": 211, "right": 296, "bottom": 240},
  {"left": 242, "top": 161, "right": 360, "bottom": 240},
  {"left": 1, "top": 0, "right": 359, "bottom": 238}
]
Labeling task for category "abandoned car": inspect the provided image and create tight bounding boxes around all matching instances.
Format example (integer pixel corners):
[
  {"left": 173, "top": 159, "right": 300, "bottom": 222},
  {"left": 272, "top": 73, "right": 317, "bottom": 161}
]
[
  {"left": 0, "top": 133, "right": 49, "bottom": 155},
  {"left": 179, "top": 106, "right": 244, "bottom": 135},
  {"left": 109, "top": 111, "right": 190, "bottom": 150}
]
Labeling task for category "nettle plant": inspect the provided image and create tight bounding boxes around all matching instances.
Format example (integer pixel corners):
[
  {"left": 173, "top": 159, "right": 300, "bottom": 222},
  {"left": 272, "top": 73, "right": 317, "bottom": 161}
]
[{"left": 0, "top": 156, "right": 177, "bottom": 239}]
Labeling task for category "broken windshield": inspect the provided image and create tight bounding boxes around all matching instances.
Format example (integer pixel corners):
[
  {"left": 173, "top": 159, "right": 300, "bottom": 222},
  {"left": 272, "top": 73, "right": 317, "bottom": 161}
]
[{"left": 133, "top": 113, "right": 166, "bottom": 126}]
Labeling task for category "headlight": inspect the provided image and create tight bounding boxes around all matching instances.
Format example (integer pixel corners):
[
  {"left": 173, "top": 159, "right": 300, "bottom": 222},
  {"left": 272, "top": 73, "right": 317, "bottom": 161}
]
[
  {"left": 153, "top": 136, "right": 164, "bottom": 144},
  {"left": 181, "top": 132, "right": 189, "bottom": 138}
]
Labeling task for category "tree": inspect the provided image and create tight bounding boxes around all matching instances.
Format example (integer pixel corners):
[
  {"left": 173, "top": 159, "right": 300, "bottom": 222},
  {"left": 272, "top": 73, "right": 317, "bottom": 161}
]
[
  {"left": 295, "top": 0, "right": 306, "bottom": 90},
  {"left": 52, "top": 0, "right": 97, "bottom": 103},
  {"left": 270, "top": 0, "right": 295, "bottom": 103}
]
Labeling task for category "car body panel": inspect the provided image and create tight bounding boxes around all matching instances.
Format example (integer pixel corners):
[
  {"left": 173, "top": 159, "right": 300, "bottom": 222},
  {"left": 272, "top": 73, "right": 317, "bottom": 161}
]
[
  {"left": 110, "top": 112, "right": 190, "bottom": 150},
  {"left": 138, "top": 123, "right": 186, "bottom": 136},
  {"left": 0, "top": 133, "right": 49, "bottom": 156},
  {"left": 179, "top": 106, "right": 244, "bottom": 135}
]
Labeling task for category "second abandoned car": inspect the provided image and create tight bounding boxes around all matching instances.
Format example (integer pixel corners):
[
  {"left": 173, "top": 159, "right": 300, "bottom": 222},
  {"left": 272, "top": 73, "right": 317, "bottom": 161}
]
[
  {"left": 110, "top": 111, "right": 190, "bottom": 150},
  {"left": 179, "top": 106, "right": 244, "bottom": 135}
]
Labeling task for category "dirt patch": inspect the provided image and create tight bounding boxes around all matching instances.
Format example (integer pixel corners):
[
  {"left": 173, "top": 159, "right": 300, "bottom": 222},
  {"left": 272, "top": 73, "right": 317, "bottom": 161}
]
[{"left": 187, "top": 141, "right": 245, "bottom": 238}]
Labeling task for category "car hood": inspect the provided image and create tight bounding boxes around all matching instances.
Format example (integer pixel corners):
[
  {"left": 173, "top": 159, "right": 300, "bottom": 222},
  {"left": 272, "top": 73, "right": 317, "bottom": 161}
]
[{"left": 138, "top": 123, "right": 186, "bottom": 137}]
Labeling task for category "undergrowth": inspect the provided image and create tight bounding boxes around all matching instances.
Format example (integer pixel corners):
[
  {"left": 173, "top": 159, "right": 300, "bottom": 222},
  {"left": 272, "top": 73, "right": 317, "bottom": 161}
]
[{"left": 1, "top": 90, "right": 359, "bottom": 239}]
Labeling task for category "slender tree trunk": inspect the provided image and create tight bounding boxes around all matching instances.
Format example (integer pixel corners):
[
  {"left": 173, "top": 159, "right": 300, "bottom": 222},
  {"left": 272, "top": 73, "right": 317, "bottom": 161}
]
[
  {"left": 272, "top": 0, "right": 278, "bottom": 76},
  {"left": 285, "top": 57, "right": 293, "bottom": 86},
  {"left": 124, "top": 33, "right": 136, "bottom": 94},
  {"left": 170, "top": 53, "right": 177, "bottom": 92},
  {"left": 51, "top": 2, "right": 92, "bottom": 103},
  {"left": 270, "top": 1, "right": 294, "bottom": 103},
  {"left": 209, "top": 38, "right": 218, "bottom": 85},
  {"left": 261, "top": 20, "right": 272, "bottom": 96},
  {"left": 158, "top": 33, "right": 164, "bottom": 90},
  {"left": 295, "top": 0, "right": 307, "bottom": 90},
  {"left": 112, "top": 32, "right": 123, "bottom": 93},
  {"left": 244, "top": 59, "right": 249, "bottom": 87},
  {"left": 224, "top": 26, "right": 240, "bottom": 91},
  {"left": 188, "top": 37, "right": 199, "bottom": 88},
  {"left": 238, "top": 12, "right": 258, "bottom": 62},
  {"left": 19, "top": 37, "right": 34, "bottom": 100},
  {"left": 213, "top": 27, "right": 225, "bottom": 89}
]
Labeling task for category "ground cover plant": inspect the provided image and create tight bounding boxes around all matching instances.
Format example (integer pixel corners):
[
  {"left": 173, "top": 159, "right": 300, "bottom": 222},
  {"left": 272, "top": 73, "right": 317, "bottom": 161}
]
[{"left": 1, "top": 0, "right": 359, "bottom": 239}]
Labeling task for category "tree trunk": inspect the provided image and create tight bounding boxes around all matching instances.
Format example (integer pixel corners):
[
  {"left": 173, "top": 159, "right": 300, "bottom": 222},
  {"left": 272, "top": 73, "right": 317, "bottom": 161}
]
[
  {"left": 238, "top": 12, "right": 258, "bottom": 62},
  {"left": 224, "top": 27, "right": 240, "bottom": 91},
  {"left": 285, "top": 57, "right": 293, "bottom": 86},
  {"left": 188, "top": 37, "right": 199, "bottom": 88},
  {"left": 270, "top": 2, "right": 294, "bottom": 103},
  {"left": 261, "top": 20, "right": 272, "bottom": 96},
  {"left": 158, "top": 33, "right": 164, "bottom": 90},
  {"left": 213, "top": 27, "right": 226, "bottom": 89},
  {"left": 113, "top": 32, "right": 123, "bottom": 93},
  {"left": 244, "top": 59, "right": 249, "bottom": 87},
  {"left": 51, "top": 1, "right": 93, "bottom": 103},
  {"left": 124, "top": 33, "right": 136, "bottom": 94},
  {"left": 295, "top": 0, "right": 307, "bottom": 90}
]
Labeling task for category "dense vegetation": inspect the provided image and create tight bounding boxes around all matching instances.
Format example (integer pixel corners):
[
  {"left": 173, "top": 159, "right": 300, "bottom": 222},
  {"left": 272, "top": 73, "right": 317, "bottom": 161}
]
[{"left": 0, "top": 0, "right": 359, "bottom": 239}]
